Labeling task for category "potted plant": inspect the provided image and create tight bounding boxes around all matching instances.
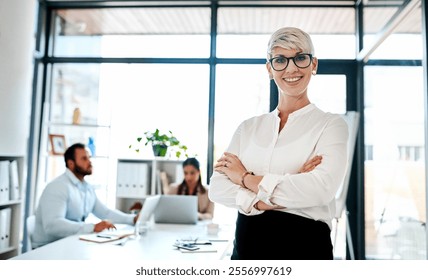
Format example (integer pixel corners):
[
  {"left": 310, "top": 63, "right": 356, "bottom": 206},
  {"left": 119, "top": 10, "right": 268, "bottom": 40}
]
[{"left": 129, "top": 129, "right": 188, "bottom": 158}]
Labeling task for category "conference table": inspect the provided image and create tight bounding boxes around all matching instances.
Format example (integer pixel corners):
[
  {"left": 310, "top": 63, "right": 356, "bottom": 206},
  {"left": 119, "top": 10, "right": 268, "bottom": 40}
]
[{"left": 11, "top": 222, "right": 235, "bottom": 260}]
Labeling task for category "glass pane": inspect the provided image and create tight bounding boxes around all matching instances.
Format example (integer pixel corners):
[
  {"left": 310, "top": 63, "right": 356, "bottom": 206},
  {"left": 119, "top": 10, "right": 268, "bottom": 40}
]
[
  {"left": 47, "top": 63, "right": 210, "bottom": 208},
  {"left": 52, "top": 8, "right": 211, "bottom": 57},
  {"left": 365, "top": 33, "right": 422, "bottom": 60},
  {"left": 216, "top": 34, "right": 270, "bottom": 58},
  {"left": 364, "top": 6, "right": 422, "bottom": 60},
  {"left": 217, "top": 7, "right": 356, "bottom": 59},
  {"left": 364, "top": 5, "right": 420, "bottom": 35},
  {"left": 308, "top": 74, "right": 346, "bottom": 114},
  {"left": 39, "top": 63, "right": 114, "bottom": 205},
  {"left": 364, "top": 7, "right": 399, "bottom": 35},
  {"left": 50, "top": 64, "right": 110, "bottom": 126},
  {"left": 108, "top": 63, "right": 210, "bottom": 184},
  {"left": 364, "top": 66, "right": 426, "bottom": 259}
]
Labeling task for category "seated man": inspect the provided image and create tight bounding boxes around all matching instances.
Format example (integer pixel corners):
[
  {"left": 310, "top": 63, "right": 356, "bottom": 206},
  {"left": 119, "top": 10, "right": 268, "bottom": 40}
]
[{"left": 32, "top": 143, "right": 137, "bottom": 248}]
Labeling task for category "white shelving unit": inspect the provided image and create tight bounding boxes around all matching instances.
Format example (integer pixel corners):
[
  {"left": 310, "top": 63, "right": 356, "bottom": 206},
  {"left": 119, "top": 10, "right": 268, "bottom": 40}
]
[
  {"left": 0, "top": 155, "right": 24, "bottom": 259},
  {"left": 115, "top": 158, "right": 183, "bottom": 213}
]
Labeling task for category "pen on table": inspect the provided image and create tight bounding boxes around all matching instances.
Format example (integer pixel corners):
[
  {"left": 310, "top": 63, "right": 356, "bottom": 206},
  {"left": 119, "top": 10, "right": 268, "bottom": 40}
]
[{"left": 96, "top": 234, "right": 112, "bottom": 239}]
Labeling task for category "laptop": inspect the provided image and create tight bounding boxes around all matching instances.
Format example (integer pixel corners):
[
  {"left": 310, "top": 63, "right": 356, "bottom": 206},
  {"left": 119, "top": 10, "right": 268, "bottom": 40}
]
[
  {"left": 136, "top": 195, "right": 161, "bottom": 224},
  {"left": 154, "top": 195, "right": 198, "bottom": 224}
]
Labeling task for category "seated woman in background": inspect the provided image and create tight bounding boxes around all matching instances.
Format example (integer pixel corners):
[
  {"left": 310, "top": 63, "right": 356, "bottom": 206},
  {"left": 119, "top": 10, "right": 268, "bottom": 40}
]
[{"left": 168, "top": 157, "right": 214, "bottom": 220}]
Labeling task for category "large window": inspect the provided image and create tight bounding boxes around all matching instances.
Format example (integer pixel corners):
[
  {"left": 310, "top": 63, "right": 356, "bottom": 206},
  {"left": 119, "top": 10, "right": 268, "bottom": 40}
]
[
  {"left": 364, "top": 66, "right": 426, "bottom": 259},
  {"left": 362, "top": 3, "right": 425, "bottom": 259}
]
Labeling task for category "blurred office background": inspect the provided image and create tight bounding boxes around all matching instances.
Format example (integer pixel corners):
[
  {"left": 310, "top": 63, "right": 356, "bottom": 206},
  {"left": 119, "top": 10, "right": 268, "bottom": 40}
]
[{"left": 0, "top": 0, "right": 427, "bottom": 260}]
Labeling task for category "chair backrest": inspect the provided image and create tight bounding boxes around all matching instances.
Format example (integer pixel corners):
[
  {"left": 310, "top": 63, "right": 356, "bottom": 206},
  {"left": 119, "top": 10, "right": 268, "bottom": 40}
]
[{"left": 26, "top": 215, "right": 36, "bottom": 251}]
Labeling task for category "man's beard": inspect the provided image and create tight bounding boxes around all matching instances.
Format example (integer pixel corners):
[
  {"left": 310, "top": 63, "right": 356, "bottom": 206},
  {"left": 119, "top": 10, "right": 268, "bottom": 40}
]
[{"left": 74, "top": 164, "right": 92, "bottom": 177}]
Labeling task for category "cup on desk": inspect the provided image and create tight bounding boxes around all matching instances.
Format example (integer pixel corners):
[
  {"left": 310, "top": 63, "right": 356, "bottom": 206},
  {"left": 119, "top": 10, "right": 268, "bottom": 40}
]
[
  {"left": 206, "top": 223, "right": 220, "bottom": 235},
  {"left": 134, "top": 221, "right": 149, "bottom": 238}
]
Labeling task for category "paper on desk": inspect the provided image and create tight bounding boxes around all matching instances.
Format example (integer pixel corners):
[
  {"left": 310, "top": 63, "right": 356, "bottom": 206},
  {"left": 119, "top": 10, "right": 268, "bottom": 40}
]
[
  {"left": 179, "top": 247, "right": 217, "bottom": 253},
  {"left": 79, "top": 231, "right": 134, "bottom": 243}
]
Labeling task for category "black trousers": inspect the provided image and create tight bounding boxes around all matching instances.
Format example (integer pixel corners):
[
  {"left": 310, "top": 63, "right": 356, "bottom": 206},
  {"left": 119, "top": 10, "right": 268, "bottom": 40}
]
[{"left": 231, "top": 211, "right": 333, "bottom": 260}]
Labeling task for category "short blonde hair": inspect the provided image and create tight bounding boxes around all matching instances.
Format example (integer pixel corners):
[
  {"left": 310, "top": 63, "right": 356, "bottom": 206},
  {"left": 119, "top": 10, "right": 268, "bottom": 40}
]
[{"left": 267, "top": 27, "right": 315, "bottom": 60}]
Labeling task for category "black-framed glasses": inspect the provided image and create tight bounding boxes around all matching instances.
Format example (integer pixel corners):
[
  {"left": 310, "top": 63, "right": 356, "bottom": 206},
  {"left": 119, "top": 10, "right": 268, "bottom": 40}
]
[{"left": 268, "top": 53, "right": 313, "bottom": 71}]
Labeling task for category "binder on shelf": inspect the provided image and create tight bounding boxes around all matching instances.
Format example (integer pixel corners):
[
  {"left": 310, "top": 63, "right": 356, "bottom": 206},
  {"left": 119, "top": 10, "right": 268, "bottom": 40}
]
[
  {"left": 9, "top": 160, "right": 20, "bottom": 200},
  {"left": 155, "top": 170, "right": 162, "bottom": 195},
  {"left": 174, "top": 163, "right": 184, "bottom": 185},
  {"left": 0, "top": 207, "right": 12, "bottom": 250},
  {"left": 116, "top": 162, "right": 128, "bottom": 198},
  {"left": 116, "top": 162, "right": 149, "bottom": 198},
  {"left": 0, "top": 161, "right": 10, "bottom": 203},
  {"left": 135, "top": 163, "right": 149, "bottom": 197}
]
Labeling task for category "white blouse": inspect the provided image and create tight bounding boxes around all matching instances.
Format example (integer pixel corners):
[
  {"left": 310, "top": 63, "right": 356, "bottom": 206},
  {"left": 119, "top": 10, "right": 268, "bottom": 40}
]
[{"left": 209, "top": 104, "right": 349, "bottom": 229}]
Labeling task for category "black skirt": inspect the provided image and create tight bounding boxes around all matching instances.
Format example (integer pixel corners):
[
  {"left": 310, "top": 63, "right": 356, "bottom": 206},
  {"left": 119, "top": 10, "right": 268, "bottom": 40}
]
[{"left": 231, "top": 210, "right": 333, "bottom": 260}]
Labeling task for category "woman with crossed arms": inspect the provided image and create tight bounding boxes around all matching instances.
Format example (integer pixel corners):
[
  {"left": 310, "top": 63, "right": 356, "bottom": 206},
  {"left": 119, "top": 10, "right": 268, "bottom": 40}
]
[{"left": 209, "top": 27, "right": 348, "bottom": 260}]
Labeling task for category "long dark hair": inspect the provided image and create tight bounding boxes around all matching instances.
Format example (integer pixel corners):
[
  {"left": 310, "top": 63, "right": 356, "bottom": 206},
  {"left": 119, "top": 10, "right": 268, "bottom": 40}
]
[{"left": 177, "top": 157, "right": 205, "bottom": 195}]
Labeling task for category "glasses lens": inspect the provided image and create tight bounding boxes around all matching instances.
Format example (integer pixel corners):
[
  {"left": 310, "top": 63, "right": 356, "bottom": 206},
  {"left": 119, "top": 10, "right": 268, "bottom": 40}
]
[
  {"left": 271, "top": 54, "right": 312, "bottom": 71},
  {"left": 294, "top": 54, "right": 311, "bottom": 68},
  {"left": 271, "top": 57, "right": 288, "bottom": 71}
]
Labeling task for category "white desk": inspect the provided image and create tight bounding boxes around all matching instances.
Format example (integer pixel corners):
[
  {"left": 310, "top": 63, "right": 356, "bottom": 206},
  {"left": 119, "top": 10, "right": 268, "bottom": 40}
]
[{"left": 11, "top": 222, "right": 234, "bottom": 260}]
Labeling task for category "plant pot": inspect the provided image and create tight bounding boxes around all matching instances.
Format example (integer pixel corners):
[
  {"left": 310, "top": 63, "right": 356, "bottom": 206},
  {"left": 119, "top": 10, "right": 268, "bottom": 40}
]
[{"left": 152, "top": 144, "right": 168, "bottom": 157}]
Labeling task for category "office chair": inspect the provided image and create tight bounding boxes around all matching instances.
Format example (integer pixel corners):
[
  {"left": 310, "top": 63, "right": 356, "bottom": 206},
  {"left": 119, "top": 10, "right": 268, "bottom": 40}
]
[{"left": 26, "top": 215, "right": 36, "bottom": 251}]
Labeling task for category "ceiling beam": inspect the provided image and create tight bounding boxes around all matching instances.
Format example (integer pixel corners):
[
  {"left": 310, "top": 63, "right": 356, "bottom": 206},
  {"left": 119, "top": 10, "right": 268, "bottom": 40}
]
[{"left": 356, "top": 0, "right": 421, "bottom": 62}]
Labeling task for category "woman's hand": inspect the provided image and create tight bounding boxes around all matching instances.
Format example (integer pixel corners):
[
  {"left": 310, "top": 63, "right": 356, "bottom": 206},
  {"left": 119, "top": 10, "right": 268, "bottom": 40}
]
[
  {"left": 214, "top": 152, "right": 247, "bottom": 185},
  {"left": 298, "top": 155, "right": 322, "bottom": 174}
]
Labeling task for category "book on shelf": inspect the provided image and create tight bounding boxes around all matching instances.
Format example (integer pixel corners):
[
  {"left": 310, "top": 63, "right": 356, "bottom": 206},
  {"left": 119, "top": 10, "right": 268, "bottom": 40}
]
[{"left": 159, "top": 171, "right": 170, "bottom": 194}]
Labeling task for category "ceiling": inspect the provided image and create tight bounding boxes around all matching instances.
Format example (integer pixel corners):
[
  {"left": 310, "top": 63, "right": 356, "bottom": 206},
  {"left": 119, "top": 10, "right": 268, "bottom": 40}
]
[{"left": 53, "top": 0, "right": 421, "bottom": 36}]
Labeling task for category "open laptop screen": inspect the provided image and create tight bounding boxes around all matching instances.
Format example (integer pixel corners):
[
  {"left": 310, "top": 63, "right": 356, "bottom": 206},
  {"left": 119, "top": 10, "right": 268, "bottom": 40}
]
[
  {"left": 154, "top": 195, "right": 198, "bottom": 224},
  {"left": 136, "top": 195, "right": 161, "bottom": 224}
]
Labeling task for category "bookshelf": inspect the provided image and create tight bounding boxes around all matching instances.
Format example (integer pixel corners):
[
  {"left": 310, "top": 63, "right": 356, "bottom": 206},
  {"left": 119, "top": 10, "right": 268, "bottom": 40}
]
[
  {"left": 0, "top": 155, "right": 24, "bottom": 259},
  {"left": 115, "top": 158, "right": 183, "bottom": 213}
]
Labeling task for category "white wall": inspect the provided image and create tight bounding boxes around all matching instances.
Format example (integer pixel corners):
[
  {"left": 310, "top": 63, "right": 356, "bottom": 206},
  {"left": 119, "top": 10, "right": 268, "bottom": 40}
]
[{"left": 0, "top": 0, "right": 36, "bottom": 155}]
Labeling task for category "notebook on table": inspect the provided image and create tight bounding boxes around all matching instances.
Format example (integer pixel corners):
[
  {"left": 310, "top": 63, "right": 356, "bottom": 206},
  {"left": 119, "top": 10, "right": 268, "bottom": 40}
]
[{"left": 154, "top": 195, "right": 198, "bottom": 224}]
